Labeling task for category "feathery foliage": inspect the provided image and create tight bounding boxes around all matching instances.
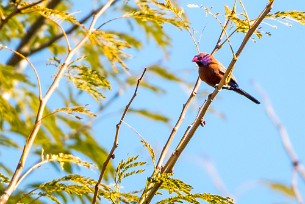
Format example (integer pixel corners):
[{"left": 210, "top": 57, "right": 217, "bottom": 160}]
[
  {"left": 19, "top": 2, "right": 82, "bottom": 27},
  {"left": 115, "top": 156, "right": 146, "bottom": 185},
  {"left": 67, "top": 65, "right": 111, "bottom": 102},
  {"left": 129, "top": 108, "right": 169, "bottom": 123},
  {"left": 224, "top": 5, "right": 263, "bottom": 38},
  {"left": 267, "top": 11, "right": 305, "bottom": 25}
]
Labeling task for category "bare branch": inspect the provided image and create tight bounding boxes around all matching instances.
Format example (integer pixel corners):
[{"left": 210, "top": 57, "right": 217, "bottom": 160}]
[
  {"left": 156, "top": 77, "right": 200, "bottom": 170},
  {"left": 292, "top": 166, "right": 304, "bottom": 204},
  {"left": 254, "top": 82, "right": 305, "bottom": 182},
  {"left": 92, "top": 68, "right": 147, "bottom": 204}
]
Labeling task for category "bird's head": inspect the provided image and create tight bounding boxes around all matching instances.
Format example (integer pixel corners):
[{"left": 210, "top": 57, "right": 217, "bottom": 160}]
[{"left": 192, "top": 53, "right": 212, "bottom": 66}]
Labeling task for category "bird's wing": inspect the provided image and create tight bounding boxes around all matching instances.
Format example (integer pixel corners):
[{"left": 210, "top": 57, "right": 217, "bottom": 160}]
[{"left": 216, "top": 62, "right": 238, "bottom": 84}]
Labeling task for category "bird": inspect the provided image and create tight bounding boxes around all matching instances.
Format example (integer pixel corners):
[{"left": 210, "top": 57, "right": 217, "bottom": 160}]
[{"left": 192, "top": 52, "right": 260, "bottom": 104}]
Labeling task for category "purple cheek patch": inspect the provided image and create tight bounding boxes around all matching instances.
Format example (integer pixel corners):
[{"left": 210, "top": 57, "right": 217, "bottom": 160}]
[{"left": 201, "top": 55, "right": 211, "bottom": 66}]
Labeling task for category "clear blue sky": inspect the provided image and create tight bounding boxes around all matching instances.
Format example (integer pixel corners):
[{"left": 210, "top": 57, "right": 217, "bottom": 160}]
[{"left": 4, "top": 0, "right": 305, "bottom": 203}]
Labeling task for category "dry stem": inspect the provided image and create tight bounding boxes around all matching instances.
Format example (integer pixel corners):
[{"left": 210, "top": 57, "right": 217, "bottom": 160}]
[{"left": 91, "top": 68, "right": 147, "bottom": 204}]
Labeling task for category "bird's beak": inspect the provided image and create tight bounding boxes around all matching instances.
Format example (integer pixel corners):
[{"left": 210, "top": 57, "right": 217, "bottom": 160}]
[{"left": 192, "top": 56, "right": 198, "bottom": 62}]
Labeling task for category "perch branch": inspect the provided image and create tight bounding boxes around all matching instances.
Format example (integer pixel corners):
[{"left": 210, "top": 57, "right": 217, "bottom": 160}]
[{"left": 139, "top": 1, "right": 274, "bottom": 203}]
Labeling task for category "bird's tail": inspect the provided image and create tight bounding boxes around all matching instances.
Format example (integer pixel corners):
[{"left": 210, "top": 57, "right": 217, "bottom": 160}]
[{"left": 230, "top": 87, "right": 260, "bottom": 104}]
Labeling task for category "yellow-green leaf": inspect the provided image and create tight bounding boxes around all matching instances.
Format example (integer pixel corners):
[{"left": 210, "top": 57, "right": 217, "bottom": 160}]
[
  {"left": 263, "top": 181, "right": 295, "bottom": 198},
  {"left": 129, "top": 108, "right": 169, "bottom": 123}
]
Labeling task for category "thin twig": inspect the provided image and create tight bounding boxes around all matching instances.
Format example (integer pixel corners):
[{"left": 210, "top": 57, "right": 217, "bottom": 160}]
[
  {"left": 16, "top": 158, "right": 57, "bottom": 188},
  {"left": 156, "top": 77, "right": 201, "bottom": 171},
  {"left": 292, "top": 166, "right": 304, "bottom": 204},
  {"left": 211, "top": 0, "right": 236, "bottom": 54},
  {"left": 0, "top": 45, "right": 42, "bottom": 100},
  {"left": 254, "top": 81, "right": 305, "bottom": 182},
  {"left": 47, "top": 17, "right": 71, "bottom": 51},
  {"left": 0, "top": 1, "right": 115, "bottom": 203},
  {"left": 239, "top": 0, "right": 251, "bottom": 28},
  {"left": 92, "top": 68, "right": 147, "bottom": 204},
  {"left": 139, "top": 1, "right": 274, "bottom": 203}
]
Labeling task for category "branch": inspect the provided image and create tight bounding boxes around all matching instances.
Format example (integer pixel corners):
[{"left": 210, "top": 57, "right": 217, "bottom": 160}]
[
  {"left": 155, "top": 77, "right": 201, "bottom": 171},
  {"left": 139, "top": 1, "right": 274, "bottom": 203},
  {"left": 254, "top": 82, "right": 305, "bottom": 182},
  {"left": 0, "top": 0, "right": 45, "bottom": 31},
  {"left": 7, "top": 1, "right": 119, "bottom": 67},
  {"left": 292, "top": 166, "right": 304, "bottom": 204},
  {"left": 0, "top": 1, "right": 115, "bottom": 203},
  {"left": 92, "top": 68, "right": 147, "bottom": 204},
  {"left": 6, "top": 0, "right": 61, "bottom": 66},
  {"left": 0, "top": 45, "right": 42, "bottom": 100}
]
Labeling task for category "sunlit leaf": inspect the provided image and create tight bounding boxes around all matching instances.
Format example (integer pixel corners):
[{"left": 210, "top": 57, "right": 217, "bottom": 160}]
[
  {"left": 54, "top": 105, "right": 96, "bottom": 118},
  {"left": 224, "top": 5, "right": 262, "bottom": 38},
  {"left": 20, "top": 2, "right": 83, "bottom": 27},
  {"left": 263, "top": 181, "right": 295, "bottom": 198},
  {"left": 129, "top": 108, "right": 169, "bottom": 123},
  {"left": 67, "top": 65, "right": 111, "bottom": 102},
  {"left": 0, "top": 172, "right": 10, "bottom": 184},
  {"left": 149, "top": 65, "right": 183, "bottom": 82},
  {"left": 267, "top": 11, "right": 305, "bottom": 25}
]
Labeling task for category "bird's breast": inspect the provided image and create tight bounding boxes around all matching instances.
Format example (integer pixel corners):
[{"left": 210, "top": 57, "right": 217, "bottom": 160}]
[{"left": 198, "top": 65, "right": 223, "bottom": 87}]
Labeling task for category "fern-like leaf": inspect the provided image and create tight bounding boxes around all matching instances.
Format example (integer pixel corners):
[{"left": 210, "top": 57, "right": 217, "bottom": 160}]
[
  {"left": 267, "top": 11, "right": 305, "bottom": 25},
  {"left": 116, "top": 156, "right": 146, "bottom": 184},
  {"left": 225, "top": 5, "right": 262, "bottom": 38},
  {"left": 44, "top": 153, "right": 97, "bottom": 170},
  {"left": 67, "top": 65, "right": 111, "bottom": 102},
  {"left": 53, "top": 105, "right": 96, "bottom": 120},
  {"left": 19, "top": 2, "right": 82, "bottom": 27},
  {"left": 129, "top": 108, "right": 169, "bottom": 123},
  {"left": 89, "top": 31, "right": 131, "bottom": 72}
]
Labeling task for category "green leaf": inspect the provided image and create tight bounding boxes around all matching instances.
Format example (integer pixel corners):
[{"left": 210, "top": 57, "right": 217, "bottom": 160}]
[
  {"left": 0, "top": 172, "right": 10, "bottom": 184},
  {"left": 224, "top": 5, "right": 262, "bottom": 38},
  {"left": 53, "top": 105, "right": 96, "bottom": 119},
  {"left": 0, "top": 134, "right": 19, "bottom": 148},
  {"left": 157, "top": 193, "right": 234, "bottom": 204},
  {"left": 158, "top": 173, "right": 193, "bottom": 195},
  {"left": 263, "top": 181, "right": 295, "bottom": 198},
  {"left": 127, "top": 77, "right": 166, "bottom": 94},
  {"left": 67, "top": 65, "right": 111, "bottom": 102},
  {"left": 89, "top": 30, "right": 131, "bottom": 72},
  {"left": 149, "top": 65, "right": 183, "bottom": 82},
  {"left": 29, "top": 174, "right": 98, "bottom": 203},
  {"left": 20, "top": 2, "right": 82, "bottom": 27},
  {"left": 140, "top": 139, "right": 156, "bottom": 167},
  {"left": 0, "top": 64, "right": 33, "bottom": 91},
  {"left": 267, "top": 11, "right": 305, "bottom": 25},
  {"left": 116, "top": 155, "right": 146, "bottom": 184},
  {"left": 43, "top": 153, "right": 97, "bottom": 170},
  {"left": 129, "top": 108, "right": 169, "bottom": 123}
]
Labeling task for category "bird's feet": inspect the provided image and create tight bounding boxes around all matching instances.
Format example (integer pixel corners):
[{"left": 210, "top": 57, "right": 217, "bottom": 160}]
[{"left": 200, "top": 118, "right": 206, "bottom": 126}]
